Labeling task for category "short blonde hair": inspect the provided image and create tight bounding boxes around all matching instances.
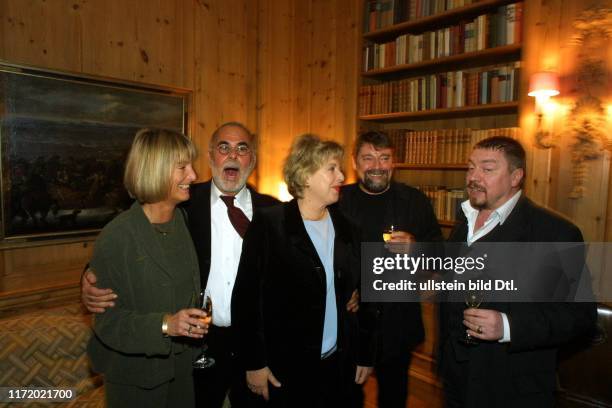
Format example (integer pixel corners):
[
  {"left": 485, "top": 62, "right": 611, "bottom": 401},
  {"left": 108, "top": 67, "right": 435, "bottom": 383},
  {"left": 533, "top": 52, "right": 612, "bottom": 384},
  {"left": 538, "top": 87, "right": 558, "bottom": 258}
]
[
  {"left": 124, "top": 128, "right": 197, "bottom": 203},
  {"left": 283, "top": 134, "right": 344, "bottom": 199}
]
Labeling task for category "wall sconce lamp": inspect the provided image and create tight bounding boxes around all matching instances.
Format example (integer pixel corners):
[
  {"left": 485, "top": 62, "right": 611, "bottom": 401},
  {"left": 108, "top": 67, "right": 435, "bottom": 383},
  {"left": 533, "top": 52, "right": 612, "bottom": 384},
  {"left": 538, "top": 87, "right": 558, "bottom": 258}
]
[{"left": 528, "top": 71, "right": 560, "bottom": 148}]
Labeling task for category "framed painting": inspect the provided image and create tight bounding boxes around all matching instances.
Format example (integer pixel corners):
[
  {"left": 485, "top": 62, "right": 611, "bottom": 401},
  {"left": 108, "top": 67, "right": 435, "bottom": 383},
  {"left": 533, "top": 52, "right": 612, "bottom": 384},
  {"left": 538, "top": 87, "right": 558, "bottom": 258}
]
[{"left": 0, "top": 62, "right": 189, "bottom": 241}]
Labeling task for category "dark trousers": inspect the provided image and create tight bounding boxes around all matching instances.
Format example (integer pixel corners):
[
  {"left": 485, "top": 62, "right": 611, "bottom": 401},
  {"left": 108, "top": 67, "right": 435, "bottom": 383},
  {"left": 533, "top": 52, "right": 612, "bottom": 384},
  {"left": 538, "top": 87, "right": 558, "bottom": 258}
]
[
  {"left": 375, "top": 354, "right": 412, "bottom": 408},
  {"left": 194, "top": 325, "right": 260, "bottom": 408}
]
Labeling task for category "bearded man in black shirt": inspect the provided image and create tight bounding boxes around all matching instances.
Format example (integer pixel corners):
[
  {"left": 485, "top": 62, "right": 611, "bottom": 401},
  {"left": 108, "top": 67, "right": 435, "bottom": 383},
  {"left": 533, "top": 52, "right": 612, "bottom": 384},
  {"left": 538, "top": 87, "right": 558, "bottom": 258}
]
[{"left": 339, "top": 131, "right": 442, "bottom": 408}]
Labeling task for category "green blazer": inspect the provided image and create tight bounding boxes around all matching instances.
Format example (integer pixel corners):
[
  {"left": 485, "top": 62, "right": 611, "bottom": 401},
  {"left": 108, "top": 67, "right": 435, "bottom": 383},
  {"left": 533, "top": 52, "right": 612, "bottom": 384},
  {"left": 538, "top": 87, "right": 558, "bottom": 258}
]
[{"left": 87, "top": 202, "right": 200, "bottom": 389}]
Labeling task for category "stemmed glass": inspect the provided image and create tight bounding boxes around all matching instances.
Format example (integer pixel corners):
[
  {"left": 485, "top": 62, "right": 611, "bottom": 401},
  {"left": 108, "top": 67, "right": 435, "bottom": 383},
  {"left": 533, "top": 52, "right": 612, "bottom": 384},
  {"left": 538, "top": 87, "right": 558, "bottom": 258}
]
[
  {"left": 461, "top": 286, "right": 483, "bottom": 345},
  {"left": 193, "top": 292, "right": 215, "bottom": 369}
]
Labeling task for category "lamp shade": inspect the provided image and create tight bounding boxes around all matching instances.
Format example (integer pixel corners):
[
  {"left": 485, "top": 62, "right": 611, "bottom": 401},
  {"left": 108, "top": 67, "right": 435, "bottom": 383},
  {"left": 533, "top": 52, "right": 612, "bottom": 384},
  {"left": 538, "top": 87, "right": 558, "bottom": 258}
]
[{"left": 528, "top": 71, "right": 560, "bottom": 98}]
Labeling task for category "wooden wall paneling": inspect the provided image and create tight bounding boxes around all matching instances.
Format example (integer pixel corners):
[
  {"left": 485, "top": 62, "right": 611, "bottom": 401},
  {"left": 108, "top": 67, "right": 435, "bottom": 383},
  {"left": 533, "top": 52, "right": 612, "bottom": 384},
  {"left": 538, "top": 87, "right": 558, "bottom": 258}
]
[
  {"left": 245, "top": 0, "right": 260, "bottom": 133},
  {"left": 0, "top": 0, "right": 83, "bottom": 72},
  {"left": 1, "top": 241, "right": 93, "bottom": 294},
  {"left": 288, "top": 0, "right": 313, "bottom": 140},
  {"left": 191, "top": 0, "right": 258, "bottom": 181},
  {"left": 193, "top": 0, "right": 216, "bottom": 179},
  {"left": 309, "top": 0, "right": 336, "bottom": 139},
  {"left": 333, "top": 0, "right": 360, "bottom": 179},
  {"left": 257, "top": 0, "right": 294, "bottom": 196},
  {"left": 519, "top": 0, "right": 556, "bottom": 207},
  {"left": 216, "top": 1, "right": 256, "bottom": 124},
  {"left": 94, "top": 1, "right": 190, "bottom": 110}
]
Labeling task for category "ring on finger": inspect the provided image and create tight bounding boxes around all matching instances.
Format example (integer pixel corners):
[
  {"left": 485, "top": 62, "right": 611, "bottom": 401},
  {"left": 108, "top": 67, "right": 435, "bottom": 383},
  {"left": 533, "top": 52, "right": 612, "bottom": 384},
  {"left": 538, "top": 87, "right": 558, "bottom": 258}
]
[
  {"left": 477, "top": 325, "right": 483, "bottom": 334},
  {"left": 187, "top": 325, "right": 192, "bottom": 334}
]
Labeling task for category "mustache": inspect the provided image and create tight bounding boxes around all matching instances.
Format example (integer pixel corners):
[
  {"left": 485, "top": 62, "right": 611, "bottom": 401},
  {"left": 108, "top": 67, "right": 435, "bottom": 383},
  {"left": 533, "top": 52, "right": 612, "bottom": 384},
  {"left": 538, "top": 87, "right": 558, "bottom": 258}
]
[
  {"left": 365, "top": 169, "right": 389, "bottom": 177},
  {"left": 467, "top": 182, "right": 486, "bottom": 192},
  {"left": 222, "top": 160, "right": 241, "bottom": 171}
]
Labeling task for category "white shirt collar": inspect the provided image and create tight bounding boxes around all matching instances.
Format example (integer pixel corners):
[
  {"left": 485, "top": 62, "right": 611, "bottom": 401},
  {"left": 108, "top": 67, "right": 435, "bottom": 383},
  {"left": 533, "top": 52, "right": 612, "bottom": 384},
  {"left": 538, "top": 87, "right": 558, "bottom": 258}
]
[
  {"left": 461, "top": 189, "right": 522, "bottom": 225},
  {"left": 210, "top": 181, "right": 250, "bottom": 209}
]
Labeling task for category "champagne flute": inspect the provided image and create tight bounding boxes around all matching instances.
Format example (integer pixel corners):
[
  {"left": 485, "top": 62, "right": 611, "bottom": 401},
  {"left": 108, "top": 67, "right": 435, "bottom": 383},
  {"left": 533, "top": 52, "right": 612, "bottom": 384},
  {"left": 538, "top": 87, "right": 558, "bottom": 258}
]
[
  {"left": 193, "top": 293, "right": 215, "bottom": 369},
  {"left": 461, "top": 287, "right": 483, "bottom": 345}
]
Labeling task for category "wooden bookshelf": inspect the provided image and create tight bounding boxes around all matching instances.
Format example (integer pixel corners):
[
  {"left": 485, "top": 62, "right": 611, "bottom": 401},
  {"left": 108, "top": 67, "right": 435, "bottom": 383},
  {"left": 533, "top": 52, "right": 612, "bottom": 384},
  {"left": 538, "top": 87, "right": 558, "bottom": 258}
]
[
  {"left": 362, "top": 44, "right": 521, "bottom": 77},
  {"left": 394, "top": 163, "right": 468, "bottom": 170},
  {"left": 358, "top": 0, "right": 524, "bottom": 385},
  {"left": 360, "top": 102, "right": 518, "bottom": 122},
  {"left": 363, "top": 0, "right": 518, "bottom": 41}
]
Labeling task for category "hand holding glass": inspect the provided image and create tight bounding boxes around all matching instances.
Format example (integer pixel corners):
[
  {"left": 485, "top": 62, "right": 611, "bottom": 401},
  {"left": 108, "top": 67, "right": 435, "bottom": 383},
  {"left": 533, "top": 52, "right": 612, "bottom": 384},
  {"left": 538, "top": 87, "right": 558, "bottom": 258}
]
[
  {"left": 383, "top": 225, "right": 395, "bottom": 242},
  {"left": 193, "top": 293, "right": 215, "bottom": 369},
  {"left": 461, "top": 288, "right": 483, "bottom": 345}
]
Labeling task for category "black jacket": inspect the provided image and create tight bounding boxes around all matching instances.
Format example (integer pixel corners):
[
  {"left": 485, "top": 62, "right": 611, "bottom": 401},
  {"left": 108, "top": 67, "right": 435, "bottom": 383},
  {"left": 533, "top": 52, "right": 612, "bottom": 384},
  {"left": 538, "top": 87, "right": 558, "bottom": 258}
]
[
  {"left": 232, "top": 200, "right": 376, "bottom": 396},
  {"left": 440, "top": 196, "right": 597, "bottom": 408}
]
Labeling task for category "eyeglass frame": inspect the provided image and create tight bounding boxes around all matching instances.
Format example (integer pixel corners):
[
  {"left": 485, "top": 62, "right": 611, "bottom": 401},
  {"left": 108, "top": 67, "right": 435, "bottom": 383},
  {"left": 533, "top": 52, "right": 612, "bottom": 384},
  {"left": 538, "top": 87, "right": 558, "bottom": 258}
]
[{"left": 213, "top": 143, "right": 252, "bottom": 157}]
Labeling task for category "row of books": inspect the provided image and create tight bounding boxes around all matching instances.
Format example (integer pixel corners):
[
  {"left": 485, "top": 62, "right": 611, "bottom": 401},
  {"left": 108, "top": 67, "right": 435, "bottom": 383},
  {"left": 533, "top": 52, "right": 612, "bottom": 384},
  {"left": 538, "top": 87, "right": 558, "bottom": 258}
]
[
  {"left": 359, "top": 62, "right": 520, "bottom": 115},
  {"left": 418, "top": 185, "right": 467, "bottom": 223},
  {"left": 364, "top": 0, "right": 484, "bottom": 32},
  {"left": 363, "top": 4, "right": 523, "bottom": 71},
  {"left": 387, "top": 127, "right": 521, "bottom": 164}
]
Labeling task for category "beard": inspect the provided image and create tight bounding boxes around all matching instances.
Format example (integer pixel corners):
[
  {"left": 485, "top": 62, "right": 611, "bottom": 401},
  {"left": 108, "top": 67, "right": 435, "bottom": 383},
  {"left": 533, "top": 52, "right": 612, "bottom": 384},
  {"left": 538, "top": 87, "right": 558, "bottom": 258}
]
[
  {"left": 360, "top": 169, "right": 391, "bottom": 194},
  {"left": 211, "top": 159, "right": 255, "bottom": 194},
  {"left": 466, "top": 182, "right": 487, "bottom": 209}
]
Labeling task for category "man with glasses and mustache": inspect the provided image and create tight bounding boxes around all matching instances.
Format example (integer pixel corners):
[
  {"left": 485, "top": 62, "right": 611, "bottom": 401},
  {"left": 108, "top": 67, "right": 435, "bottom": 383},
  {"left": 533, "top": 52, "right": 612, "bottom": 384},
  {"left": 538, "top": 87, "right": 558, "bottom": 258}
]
[
  {"left": 81, "top": 122, "right": 279, "bottom": 407},
  {"left": 339, "top": 131, "right": 442, "bottom": 408}
]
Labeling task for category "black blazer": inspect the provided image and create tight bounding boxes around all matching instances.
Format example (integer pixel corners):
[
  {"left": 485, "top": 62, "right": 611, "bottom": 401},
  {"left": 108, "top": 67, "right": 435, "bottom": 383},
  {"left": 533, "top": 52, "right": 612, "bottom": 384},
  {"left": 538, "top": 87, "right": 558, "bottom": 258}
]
[
  {"left": 182, "top": 180, "right": 279, "bottom": 290},
  {"left": 339, "top": 182, "right": 443, "bottom": 362},
  {"left": 232, "top": 200, "right": 376, "bottom": 390},
  {"left": 440, "top": 196, "right": 597, "bottom": 408}
]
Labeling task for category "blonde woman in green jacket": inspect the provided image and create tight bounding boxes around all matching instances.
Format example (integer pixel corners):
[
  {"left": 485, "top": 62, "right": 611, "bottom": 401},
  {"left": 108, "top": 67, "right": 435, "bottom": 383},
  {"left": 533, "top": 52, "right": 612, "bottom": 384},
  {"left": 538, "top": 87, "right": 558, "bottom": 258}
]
[{"left": 87, "top": 129, "right": 208, "bottom": 408}]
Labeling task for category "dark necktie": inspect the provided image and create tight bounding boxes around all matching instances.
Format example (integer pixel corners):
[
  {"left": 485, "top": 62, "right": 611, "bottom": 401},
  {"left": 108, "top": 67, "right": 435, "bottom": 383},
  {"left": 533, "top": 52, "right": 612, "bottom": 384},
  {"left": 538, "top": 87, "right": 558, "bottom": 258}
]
[{"left": 220, "top": 195, "right": 250, "bottom": 238}]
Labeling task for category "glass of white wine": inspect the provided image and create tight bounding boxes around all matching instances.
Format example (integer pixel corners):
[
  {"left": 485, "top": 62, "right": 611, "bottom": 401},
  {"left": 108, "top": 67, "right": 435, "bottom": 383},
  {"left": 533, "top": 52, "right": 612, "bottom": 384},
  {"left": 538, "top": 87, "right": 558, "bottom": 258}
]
[
  {"left": 461, "top": 288, "right": 483, "bottom": 345},
  {"left": 193, "top": 292, "right": 215, "bottom": 369},
  {"left": 383, "top": 225, "right": 395, "bottom": 243}
]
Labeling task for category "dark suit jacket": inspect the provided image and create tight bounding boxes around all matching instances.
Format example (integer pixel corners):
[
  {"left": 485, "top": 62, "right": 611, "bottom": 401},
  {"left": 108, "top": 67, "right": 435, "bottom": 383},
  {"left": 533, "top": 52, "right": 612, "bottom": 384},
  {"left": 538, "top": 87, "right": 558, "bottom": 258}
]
[
  {"left": 440, "top": 196, "right": 597, "bottom": 408},
  {"left": 232, "top": 200, "right": 376, "bottom": 401},
  {"left": 339, "top": 182, "right": 443, "bottom": 362},
  {"left": 182, "top": 180, "right": 279, "bottom": 290}
]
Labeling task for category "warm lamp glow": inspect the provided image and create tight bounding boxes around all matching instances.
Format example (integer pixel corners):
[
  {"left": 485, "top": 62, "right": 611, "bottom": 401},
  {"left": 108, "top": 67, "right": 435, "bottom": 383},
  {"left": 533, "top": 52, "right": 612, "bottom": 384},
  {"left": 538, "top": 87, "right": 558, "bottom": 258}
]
[
  {"left": 277, "top": 182, "right": 293, "bottom": 202},
  {"left": 528, "top": 71, "right": 560, "bottom": 99}
]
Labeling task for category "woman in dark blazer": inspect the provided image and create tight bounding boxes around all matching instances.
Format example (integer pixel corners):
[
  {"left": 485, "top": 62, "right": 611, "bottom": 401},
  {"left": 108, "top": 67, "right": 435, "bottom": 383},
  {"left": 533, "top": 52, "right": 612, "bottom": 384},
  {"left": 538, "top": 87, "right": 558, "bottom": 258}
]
[
  {"left": 232, "top": 134, "right": 376, "bottom": 407},
  {"left": 87, "top": 129, "right": 208, "bottom": 408}
]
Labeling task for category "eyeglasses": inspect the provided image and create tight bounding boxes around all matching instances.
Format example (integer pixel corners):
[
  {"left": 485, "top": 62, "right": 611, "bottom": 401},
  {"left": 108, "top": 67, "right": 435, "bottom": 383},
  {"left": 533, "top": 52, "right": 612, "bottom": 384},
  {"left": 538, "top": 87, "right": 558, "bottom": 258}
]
[{"left": 215, "top": 144, "right": 251, "bottom": 156}]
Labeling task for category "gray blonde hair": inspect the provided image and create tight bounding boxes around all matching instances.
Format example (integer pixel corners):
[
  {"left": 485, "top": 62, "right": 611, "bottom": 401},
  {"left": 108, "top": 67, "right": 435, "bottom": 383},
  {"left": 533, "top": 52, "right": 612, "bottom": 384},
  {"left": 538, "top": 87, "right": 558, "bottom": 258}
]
[
  {"left": 283, "top": 134, "right": 344, "bottom": 199},
  {"left": 124, "top": 128, "right": 197, "bottom": 203}
]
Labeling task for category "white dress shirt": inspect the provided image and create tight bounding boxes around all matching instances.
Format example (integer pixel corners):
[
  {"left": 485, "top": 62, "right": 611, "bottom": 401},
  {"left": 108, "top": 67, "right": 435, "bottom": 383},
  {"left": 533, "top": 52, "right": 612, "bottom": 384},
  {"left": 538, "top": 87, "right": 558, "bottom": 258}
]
[
  {"left": 461, "top": 190, "right": 522, "bottom": 247},
  {"left": 460, "top": 190, "right": 522, "bottom": 342},
  {"left": 206, "top": 182, "right": 253, "bottom": 327}
]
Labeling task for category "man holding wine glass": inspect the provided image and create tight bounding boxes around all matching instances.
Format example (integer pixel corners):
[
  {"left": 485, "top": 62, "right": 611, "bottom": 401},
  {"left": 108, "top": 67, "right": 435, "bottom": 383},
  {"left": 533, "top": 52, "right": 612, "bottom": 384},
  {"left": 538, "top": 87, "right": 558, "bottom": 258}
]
[
  {"left": 440, "top": 136, "right": 597, "bottom": 408},
  {"left": 339, "top": 131, "right": 442, "bottom": 408}
]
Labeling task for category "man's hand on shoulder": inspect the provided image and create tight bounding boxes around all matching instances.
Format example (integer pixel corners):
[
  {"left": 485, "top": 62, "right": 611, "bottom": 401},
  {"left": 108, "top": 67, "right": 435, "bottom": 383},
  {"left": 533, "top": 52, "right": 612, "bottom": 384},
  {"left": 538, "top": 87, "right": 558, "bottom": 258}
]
[{"left": 81, "top": 268, "right": 117, "bottom": 313}]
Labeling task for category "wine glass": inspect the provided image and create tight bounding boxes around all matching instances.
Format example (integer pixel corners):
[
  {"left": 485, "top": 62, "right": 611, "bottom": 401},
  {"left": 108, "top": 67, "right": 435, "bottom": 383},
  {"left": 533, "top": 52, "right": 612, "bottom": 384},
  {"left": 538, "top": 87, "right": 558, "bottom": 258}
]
[
  {"left": 383, "top": 225, "right": 395, "bottom": 243},
  {"left": 193, "top": 293, "right": 215, "bottom": 369},
  {"left": 461, "top": 287, "right": 483, "bottom": 345}
]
